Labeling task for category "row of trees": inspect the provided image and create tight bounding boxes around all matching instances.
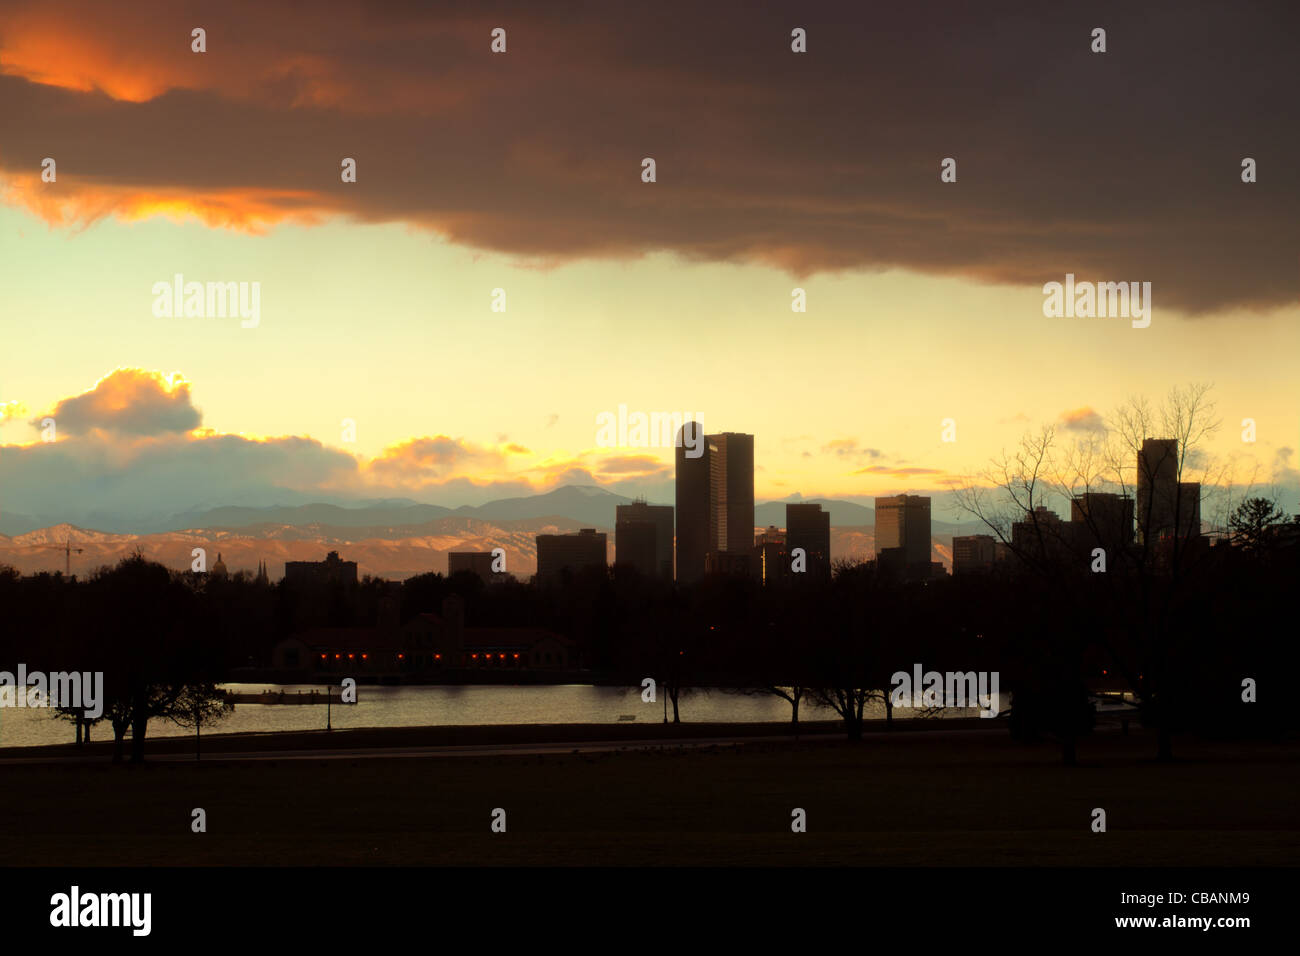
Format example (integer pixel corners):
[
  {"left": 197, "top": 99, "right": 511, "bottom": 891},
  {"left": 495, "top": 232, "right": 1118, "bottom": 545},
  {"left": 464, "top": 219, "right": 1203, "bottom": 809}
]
[
  {"left": 592, "top": 491, "right": 1294, "bottom": 764},
  {"left": 2, "top": 555, "right": 232, "bottom": 761},
  {"left": 593, "top": 386, "right": 1297, "bottom": 764},
  {"left": 1, "top": 496, "right": 1291, "bottom": 765},
  {"left": 951, "top": 384, "right": 1295, "bottom": 762}
]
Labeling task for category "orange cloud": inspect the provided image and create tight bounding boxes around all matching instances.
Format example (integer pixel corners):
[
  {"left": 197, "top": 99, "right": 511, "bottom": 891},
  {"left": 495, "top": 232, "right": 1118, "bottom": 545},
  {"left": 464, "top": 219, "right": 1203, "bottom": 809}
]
[
  {"left": 0, "top": 2, "right": 476, "bottom": 112},
  {"left": 1058, "top": 406, "right": 1105, "bottom": 432},
  {"left": 35, "top": 368, "right": 200, "bottom": 436},
  {"left": 0, "top": 18, "right": 177, "bottom": 102},
  {"left": 852, "top": 465, "right": 946, "bottom": 478},
  {"left": 588, "top": 454, "right": 670, "bottom": 479},
  {"left": 365, "top": 436, "right": 512, "bottom": 486},
  {"left": 1, "top": 173, "right": 319, "bottom": 233}
]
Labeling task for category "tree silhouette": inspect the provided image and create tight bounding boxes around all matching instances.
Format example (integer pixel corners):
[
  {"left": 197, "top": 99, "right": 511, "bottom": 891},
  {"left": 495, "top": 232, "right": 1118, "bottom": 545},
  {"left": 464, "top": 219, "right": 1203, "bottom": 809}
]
[
  {"left": 169, "top": 682, "right": 234, "bottom": 760},
  {"left": 953, "top": 384, "right": 1223, "bottom": 762},
  {"left": 1228, "top": 496, "right": 1287, "bottom": 555}
]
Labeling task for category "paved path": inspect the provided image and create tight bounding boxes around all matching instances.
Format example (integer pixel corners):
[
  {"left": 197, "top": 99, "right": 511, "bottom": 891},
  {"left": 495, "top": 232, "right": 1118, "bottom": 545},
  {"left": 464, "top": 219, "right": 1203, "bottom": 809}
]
[{"left": 0, "top": 726, "right": 1008, "bottom": 765}]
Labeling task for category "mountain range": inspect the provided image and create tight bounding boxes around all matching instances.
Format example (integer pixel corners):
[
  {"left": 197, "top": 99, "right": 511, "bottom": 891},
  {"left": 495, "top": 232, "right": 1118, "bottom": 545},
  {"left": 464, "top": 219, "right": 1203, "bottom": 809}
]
[{"left": 0, "top": 485, "right": 984, "bottom": 579}]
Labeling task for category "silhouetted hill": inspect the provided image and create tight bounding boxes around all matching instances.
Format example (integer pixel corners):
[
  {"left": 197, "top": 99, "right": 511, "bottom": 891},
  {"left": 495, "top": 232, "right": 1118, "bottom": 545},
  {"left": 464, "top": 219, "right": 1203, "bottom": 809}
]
[
  {"left": 755, "top": 498, "right": 874, "bottom": 526},
  {"left": 454, "top": 485, "right": 642, "bottom": 527}
]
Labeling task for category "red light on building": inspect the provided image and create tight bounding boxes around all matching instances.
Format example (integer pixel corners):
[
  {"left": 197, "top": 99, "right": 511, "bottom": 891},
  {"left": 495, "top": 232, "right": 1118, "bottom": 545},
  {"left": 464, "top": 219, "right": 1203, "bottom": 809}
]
[
  {"left": 362, "top": 654, "right": 368, "bottom": 660},
  {"left": 472, "top": 654, "right": 478, "bottom": 659},
  {"left": 513, "top": 653, "right": 519, "bottom": 659},
  {"left": 398, "top": 653, "right": 405, "bottom": 660},
  {"left": 320, "top": 654, "right": 326, "bottom": 659},
  {"left": 499, "top": 654, "right": 505, "bottom": 660},
  {"left": 435, "top": 654, "right": 441, "bottom": 660},
  {"left": 348, "top": 653, "right": 354, "bottom": 659},
  {"left": 334, "top": 654, "right": 340, "bottom": 659}
]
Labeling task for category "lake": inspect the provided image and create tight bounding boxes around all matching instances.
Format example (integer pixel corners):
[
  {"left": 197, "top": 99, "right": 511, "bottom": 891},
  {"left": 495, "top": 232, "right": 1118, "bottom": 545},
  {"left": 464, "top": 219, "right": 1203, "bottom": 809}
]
[{"left": 0, "top": 683, "right": 998, "bottom": 749}]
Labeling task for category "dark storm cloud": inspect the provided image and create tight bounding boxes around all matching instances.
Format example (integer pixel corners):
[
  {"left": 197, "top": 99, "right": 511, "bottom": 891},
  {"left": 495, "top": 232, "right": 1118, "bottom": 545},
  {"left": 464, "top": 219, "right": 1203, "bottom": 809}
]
[{"left": 1, "top": 0, "right": 1297, "bottom": 313}]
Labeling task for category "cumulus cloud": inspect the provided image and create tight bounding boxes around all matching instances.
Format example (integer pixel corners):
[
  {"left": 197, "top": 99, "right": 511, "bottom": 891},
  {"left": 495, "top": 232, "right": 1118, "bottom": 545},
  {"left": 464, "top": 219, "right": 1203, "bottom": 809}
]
[
  {"left": 0, "top": 429, "right": 361, "bottom": 526},
  {"left": 344, "top": 428, "right": 673, "bottom": 494},
  {"left": 1058, "top": 406, "right": 1106, "bottom": 432},
  {"left": 365, "top": 435, "right": 510, "bottom": 485},
  {"left": 1, "top": 0, "right": 1296, "bottom": 313},
  {"left": 1, "top": 372, "right": 681, "bottom": 525},
  {"left": 33, "top": 368, "right": 201, "bottom": 436}
]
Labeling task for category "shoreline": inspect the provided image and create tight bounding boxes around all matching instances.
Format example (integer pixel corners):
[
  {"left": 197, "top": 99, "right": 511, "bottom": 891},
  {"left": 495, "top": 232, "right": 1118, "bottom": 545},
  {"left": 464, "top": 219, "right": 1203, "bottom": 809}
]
[{"left": 0, "top": 716, "right": 988, "bottom": 760}]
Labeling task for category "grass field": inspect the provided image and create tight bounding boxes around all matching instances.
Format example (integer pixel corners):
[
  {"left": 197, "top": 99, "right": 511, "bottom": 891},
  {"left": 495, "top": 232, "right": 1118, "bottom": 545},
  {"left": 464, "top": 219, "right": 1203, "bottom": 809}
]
[{"left": 2, "top": 725, "right": 1295, "bottom": 866}]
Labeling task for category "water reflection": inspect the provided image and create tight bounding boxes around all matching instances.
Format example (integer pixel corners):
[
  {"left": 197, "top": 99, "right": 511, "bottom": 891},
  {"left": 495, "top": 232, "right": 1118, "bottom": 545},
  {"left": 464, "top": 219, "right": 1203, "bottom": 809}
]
[{"left": 0, "top": 683, "right": 999, "bottom": 749}]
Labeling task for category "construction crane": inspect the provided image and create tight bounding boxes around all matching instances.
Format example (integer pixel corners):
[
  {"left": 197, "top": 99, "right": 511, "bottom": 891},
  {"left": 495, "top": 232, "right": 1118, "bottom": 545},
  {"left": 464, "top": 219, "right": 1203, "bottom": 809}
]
[{"left": 37, "top": 538, "right": 85, "bottom": 577}]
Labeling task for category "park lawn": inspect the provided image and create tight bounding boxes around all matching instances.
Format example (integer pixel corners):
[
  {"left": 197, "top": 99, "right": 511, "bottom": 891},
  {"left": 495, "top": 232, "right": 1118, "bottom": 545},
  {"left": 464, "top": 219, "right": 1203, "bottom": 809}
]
[{"left": 1, "top": 728, "right": 1296, "bottom": 866}]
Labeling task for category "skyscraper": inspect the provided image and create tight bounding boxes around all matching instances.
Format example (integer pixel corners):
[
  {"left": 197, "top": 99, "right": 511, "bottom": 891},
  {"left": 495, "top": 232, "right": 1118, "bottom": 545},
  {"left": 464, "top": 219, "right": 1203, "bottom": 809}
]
[
  {"left": 754, "top": 525, "right": 788, "bottom": 586},
  {"left": 712, "top": 432, "right": 755, "bottom": 555},
  {"left": 874, "top": 494, "right": 931, "bottom": 567},
  {"left": 785, "top": 502, "right": 831, "bottom": 580},
  {"left": 1136, "top": 438, "right": 1179, "bottom": 544},
  {"left": 1177, "top": 482, "right": 1202, "bottom": 539},
  {"left": 615, "top": 500, "right": 675, "bottom": 580},
  {"left": 674, "top": 425, "right": 754, "bottom": 581},
  {"left": 675, "top": 422, "right": 715, "bottom": 583}
]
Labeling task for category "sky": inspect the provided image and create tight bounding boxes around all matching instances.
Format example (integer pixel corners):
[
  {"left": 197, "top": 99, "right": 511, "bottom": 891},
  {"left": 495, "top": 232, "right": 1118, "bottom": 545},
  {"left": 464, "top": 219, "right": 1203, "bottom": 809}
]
[{"left": 1, "top": 0, "right": 1298, "bottom": 527}]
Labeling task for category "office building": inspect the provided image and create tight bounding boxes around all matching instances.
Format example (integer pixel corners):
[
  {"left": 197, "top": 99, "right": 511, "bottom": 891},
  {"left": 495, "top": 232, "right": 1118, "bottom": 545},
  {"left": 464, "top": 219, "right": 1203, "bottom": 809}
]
[
  {"left": 675, "top": 422, "right": 716, "bottom": 583},
  {"left": 712, "top": 432, "right": 755, "bottom": 555},
  {"left": 704, "top": 549, "right": 758, "bottom": 577},
  {"left": 448, "top": 551, "right": 504, "bottom": 583},
  {"left": 1136, "top": 438, "right": 1179, "bottom": 544},
  {"left": 615, "top": 500, "right": 674, "bottom": 580},
  {"left": 675, "top": 425, "right": 755, "bottom": 581},
  {"left": 1011, "top": 506, "right": 1067, "bottom": 557},
  {"left": 755, "top": 526, "right": 788, "bottom": 585},
  {"left": 785, "top": 502, "right": 831, "bottom": 580},
  {"left": 1177, "top": 482, "right": 1202, "bottom": 539},
  {"left": 1070, "top": 492, "right": 1135, "bottom": 549},
  {"left": 952, "top": 534, "right": 997, "bottom": 575},
  {"left": 535, "top": 529, "right": 607, "bottom": 585},
  {"left": 284, "top": 550, "right": 358, "bottom": 588},
  {"left": 874, "top": 495, "right": 931, "bottom": 567}
]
